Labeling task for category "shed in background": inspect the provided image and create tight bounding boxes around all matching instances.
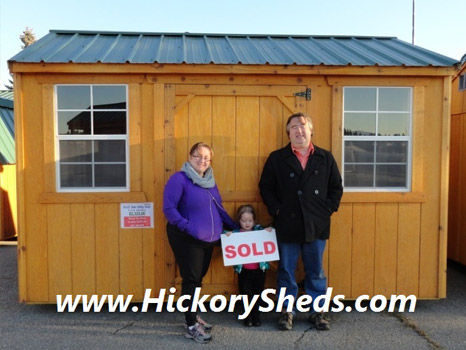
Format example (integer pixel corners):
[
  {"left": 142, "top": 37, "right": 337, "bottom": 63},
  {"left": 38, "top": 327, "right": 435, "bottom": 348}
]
[
  {"left": 0, "top": 90, "right": 15, "bottom": 165},
  {"left": 449, "top": 54, "right": 466, "bottom": 266},
  {"left": 8, "top": 30, "right": 458, "bottom": 303},
  {"left": 0, "top": 90, "right": 16, "bottom": 241}
]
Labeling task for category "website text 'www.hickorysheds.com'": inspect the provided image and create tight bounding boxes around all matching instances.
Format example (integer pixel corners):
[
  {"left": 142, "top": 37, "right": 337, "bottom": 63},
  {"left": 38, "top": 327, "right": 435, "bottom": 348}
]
[{"left": 56, "top": 287, "right": 417, "bottom": 319}]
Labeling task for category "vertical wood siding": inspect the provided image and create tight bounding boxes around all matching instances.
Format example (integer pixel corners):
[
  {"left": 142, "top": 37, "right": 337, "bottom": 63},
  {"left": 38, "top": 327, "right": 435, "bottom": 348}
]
[
  {"left": 15, "top": 73, "right": 450, "bottom": 302},
  {"left": 449, "top": 68, "right": 466, "bottom": 266},
  {"left": 0, "top": 164, "right": 17, "bottom": 240}
]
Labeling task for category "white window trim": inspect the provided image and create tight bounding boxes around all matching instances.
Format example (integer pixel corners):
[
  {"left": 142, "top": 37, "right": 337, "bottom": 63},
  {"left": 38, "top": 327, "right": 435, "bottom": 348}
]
[
  {"left": 54, "top": 84, "right": 130, "bottom": 193},
  {"left": 342, "top": 86, "right": 413, "bottom": 192}
]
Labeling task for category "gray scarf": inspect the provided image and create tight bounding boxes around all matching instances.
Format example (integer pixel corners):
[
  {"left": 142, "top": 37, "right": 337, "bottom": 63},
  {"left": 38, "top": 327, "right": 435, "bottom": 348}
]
[{"left": 181, "top": 162, "right": 216, "bottom": 188}]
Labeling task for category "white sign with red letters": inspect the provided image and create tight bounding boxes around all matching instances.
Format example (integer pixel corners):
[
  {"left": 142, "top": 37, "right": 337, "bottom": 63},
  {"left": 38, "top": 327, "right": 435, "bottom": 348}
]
[
  {"left": 120, "top": 203, "right": 154, "bottom": 228},
  {"left": 220, "top": 229, "right": 280, "bottom": 266}
]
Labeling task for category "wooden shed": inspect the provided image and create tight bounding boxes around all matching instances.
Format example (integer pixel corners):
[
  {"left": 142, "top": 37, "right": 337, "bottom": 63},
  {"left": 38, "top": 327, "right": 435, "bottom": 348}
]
[
  {"left": 8, "top": 30, "right": 458, "bottom": 303},
  {"left": 0, "top": 90, "right": 17, "bottom": 241},
  {"left": 449, "top": 55, "right": 466, "bottom": 266}
]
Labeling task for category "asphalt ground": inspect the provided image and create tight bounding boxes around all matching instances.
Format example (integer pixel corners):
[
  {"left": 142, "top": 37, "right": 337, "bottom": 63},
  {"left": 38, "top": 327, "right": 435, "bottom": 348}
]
[{"left": 1, "top": 244, "right": 465, "bottom": 350}]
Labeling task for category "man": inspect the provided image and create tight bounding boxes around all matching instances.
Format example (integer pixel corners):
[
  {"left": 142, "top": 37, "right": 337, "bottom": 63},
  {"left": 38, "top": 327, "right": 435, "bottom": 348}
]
[{"left": 259, "top": 112, "right": 343, "bottom": 331}]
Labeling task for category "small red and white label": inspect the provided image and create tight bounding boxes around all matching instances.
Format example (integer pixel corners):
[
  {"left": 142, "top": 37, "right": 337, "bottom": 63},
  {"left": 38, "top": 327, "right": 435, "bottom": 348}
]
[{"left": 121, "top": 203, "right": 154, "bottom": 228}]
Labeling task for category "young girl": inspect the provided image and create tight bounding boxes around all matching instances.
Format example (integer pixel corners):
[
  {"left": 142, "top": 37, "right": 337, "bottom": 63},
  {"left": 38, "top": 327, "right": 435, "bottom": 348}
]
[{"left": 227, "top": 204, "right": 270, "bottom": 327}]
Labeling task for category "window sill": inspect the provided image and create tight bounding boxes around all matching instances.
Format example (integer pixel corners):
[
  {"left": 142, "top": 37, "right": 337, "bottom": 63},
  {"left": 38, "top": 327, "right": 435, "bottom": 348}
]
[
  {"left": 341, "top": 192, "right": 425, "bottom": 203},
  {"left": 39, "top": 192, "right": 147, "bottom": 204}
]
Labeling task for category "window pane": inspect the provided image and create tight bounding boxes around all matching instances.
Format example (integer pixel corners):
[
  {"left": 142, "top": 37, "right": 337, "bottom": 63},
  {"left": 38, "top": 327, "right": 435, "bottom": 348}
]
[
  {"left": 94, "top": 111, "right": 126, "bottom": 134},
  {"left": 95, "top": 164, "right": 126, "bottom": 187},
  {"left": 344, "top": 88, "right": 376, "bottom": 111},
  {"left": 344, "top": 141, "right": 374, "bottom": 163},
  {"left": 376, "top": 141, "right": 408, "bottom": 163},
  {"left": 378, "top": 88, "right": 410, "bottom": 111},
  {"left": 58, "top": 111, "right": 91, "bottom": 135},
  {"left": 376, "top": 165, "right": 407, "bottom": 187},
  {"left": 94, "top": 140, "right": 126, "bottom": 162},
  {"left": 343, "top": 86, "right": 412, "bottom": 190},
  {"left": 378, "top": 113, "right": 409, "bottom": 136},
  {"left": 60, "top": 164, "right": 92, "bottom": 187},
  {"left": 57, "top": 86, "right": 90, "bottom": 110},
  {"left": 344, "top": 164, "right": 373, "bottom": 187},
  {"left": 93, "top": 86, "right": 127, "bottom": 109},
  {"left": 344, "top": 113, "right": 376, "bottom": 136},
  {"left": 59, "top": 140, "right": 92, "bottom": 162}
]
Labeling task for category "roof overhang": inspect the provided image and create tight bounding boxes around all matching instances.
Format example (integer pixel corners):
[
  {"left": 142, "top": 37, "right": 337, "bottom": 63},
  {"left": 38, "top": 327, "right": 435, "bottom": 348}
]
[{"left": 9, "top": 62, "right": 458, "bottom": 77}]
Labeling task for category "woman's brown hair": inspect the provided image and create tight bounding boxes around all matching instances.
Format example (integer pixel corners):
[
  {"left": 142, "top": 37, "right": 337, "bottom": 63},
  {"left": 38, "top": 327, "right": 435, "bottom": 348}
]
[{"left": 189, "top": 142, "right": 214, "bottom": 159}]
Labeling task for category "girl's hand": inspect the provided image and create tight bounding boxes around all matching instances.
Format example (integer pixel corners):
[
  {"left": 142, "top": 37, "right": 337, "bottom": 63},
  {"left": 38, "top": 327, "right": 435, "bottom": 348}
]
[
  {"left": 265, "top": 226, "right": 273, "bottom": 232},
  {"left": 225, "top": 231, "right": 232, "bottom": 237}
]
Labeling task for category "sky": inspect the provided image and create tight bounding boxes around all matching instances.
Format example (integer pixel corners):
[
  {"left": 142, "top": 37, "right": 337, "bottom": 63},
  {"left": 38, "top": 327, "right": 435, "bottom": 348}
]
[{"left": 0, "top": 0, "right": 465, "bottom": 88}]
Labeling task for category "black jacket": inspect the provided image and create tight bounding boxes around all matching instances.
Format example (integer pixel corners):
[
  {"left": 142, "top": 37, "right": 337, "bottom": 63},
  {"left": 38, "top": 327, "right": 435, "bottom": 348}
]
[{"left": 259, "top": 143, "right": 343, "bottom": 243}]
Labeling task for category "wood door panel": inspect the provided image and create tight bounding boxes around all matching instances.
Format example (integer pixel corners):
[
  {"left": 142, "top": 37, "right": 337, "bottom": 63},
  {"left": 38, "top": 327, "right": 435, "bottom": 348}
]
[{"left": 171, "top": 84, "right": 307, "bottom": 292}]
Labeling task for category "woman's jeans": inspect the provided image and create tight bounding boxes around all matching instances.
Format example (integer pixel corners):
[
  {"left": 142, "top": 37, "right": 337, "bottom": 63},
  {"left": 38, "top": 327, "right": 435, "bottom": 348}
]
[
  {"left": 277, "top": 239, "right": 327, "bottom": 313},
  {"left": 167, "top": 223, "right": 215, "bottom": 326}
]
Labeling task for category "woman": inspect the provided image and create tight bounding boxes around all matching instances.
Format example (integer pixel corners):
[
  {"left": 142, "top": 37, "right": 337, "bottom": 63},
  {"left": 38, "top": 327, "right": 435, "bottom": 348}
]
[{"left": 163, "top": 142, "right": 237, "bottom": 344}]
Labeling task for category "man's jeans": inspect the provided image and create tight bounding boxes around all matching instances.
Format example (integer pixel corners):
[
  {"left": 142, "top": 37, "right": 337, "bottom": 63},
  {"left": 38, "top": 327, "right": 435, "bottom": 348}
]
[{"left": 277, "top": 239, "right": 327, "bottom": 313}]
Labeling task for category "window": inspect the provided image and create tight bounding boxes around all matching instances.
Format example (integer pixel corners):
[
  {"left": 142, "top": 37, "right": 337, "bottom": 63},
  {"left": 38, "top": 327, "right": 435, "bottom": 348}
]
[
  {"left": 343, "top": 87, "right": 412, "bottom": 191},
  {"left": 459, "top": 75, "right": 466, "bottom": 91},
  {"left": 55, "top": 85, "right": 129, "bottom": 192}
]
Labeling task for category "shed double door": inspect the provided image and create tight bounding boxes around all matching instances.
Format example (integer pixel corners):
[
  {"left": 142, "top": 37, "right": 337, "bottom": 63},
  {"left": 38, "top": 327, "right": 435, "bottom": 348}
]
[{"left": 164, "top": 83, "right": 310, "bottom": 295}]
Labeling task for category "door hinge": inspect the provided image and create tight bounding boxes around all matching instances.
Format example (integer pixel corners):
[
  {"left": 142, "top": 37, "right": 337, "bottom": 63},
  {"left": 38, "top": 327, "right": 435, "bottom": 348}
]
[{"left": 293, "top": 88, "right": 311, "bottom": 101}]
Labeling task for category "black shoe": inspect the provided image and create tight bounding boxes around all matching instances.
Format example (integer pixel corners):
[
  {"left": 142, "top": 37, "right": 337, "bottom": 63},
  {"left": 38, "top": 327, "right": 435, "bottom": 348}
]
[
  {"left": 309, "top": 312, "right": 330, "bottom": 331},
  {"left": 252, "top": 313, "right": 261, "bottom": 327},
  {"left": 244, "top": 316, "right": 253, "bottom": 327},
  {"left": 278, "top": 311, "right": 293, "bottom": 330}
]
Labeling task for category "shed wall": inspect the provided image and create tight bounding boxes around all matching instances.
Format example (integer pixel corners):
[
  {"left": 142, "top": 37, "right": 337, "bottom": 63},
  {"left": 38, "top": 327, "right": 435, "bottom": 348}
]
[
  {"left": 0, "top": 164, "right": 17, "bottom": 240},
  {"left": 449, "top": 66, "right": 466, "bottom": 266},
  {"left": 15, "top": 70, "right": 450, "bottom": 302}
]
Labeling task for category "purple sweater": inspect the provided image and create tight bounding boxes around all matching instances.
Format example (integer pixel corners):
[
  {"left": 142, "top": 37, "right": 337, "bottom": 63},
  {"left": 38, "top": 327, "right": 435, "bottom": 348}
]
[{"left": 163, "top": 172, "right": 236, "bottom": 242}]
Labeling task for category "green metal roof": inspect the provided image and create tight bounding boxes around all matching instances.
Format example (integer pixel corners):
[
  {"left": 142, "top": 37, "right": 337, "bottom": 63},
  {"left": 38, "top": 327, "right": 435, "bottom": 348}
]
[
  {"left": 0, "top": 91, "right": 13, "bottom": 105},
  {"left": 9, "top": 30, "right": 458, "bottom": 67},
  {"left": 0, "top": 91, "right": 14, "bottom": 164}
]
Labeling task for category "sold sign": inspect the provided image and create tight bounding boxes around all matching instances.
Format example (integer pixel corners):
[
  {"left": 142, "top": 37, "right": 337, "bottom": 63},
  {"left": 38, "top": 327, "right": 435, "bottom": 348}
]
[{"left": 220, "top": 229, "right": 280, "bottom": 266}]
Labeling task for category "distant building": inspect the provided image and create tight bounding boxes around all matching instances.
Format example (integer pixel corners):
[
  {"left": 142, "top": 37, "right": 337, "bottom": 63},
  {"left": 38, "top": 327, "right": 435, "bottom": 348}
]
[
  {"left": 0, "top": 90, "right": 16, "bottom": 240},
  {"left": 448, "top": 54, "right": 466, "bottom": 266},
  {"left": 0, "top": 90, "right": 14, "bottom": 164}
]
